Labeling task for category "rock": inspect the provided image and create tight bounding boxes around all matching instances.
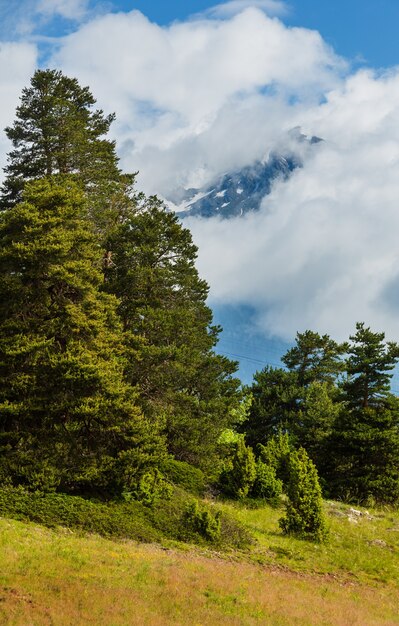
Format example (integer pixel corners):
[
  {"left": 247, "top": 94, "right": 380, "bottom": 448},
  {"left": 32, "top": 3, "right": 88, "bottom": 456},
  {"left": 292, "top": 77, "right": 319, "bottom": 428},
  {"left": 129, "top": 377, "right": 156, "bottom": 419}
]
[{"left": 369, "top": 539, "right": 387, "bottom": 548}]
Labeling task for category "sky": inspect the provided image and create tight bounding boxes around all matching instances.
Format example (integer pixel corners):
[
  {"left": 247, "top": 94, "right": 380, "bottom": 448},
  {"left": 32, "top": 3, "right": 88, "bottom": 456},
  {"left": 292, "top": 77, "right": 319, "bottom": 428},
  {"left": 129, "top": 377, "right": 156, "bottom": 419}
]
[{"left": 2, "top": 0, "right": 399, "bottom": 365}]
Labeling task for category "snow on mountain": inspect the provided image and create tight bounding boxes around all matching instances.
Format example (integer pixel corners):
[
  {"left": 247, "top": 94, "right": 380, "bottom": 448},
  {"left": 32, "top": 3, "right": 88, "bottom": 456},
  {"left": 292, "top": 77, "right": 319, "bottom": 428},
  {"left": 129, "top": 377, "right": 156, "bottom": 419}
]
[{"left": 165, "top": 130, "right": 322, "bottom": 220}]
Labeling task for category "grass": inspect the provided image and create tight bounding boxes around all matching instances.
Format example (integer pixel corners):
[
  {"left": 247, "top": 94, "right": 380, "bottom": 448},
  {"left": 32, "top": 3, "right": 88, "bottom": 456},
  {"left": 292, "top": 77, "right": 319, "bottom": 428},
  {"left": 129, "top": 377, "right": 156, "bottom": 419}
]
[
  {"left": 220, "top": 499, "right": 399, "bottom": 585},
  {"left": 1, "top": 490, "right": 399, "bottom": 624},
  {"left": 1, "top": 516, "right": 399, "bottom": 625}
]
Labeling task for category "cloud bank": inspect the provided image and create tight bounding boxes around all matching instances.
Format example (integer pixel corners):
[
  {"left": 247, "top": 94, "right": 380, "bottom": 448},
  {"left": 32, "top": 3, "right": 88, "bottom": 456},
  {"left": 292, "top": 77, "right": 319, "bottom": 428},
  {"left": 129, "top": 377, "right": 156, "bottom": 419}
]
[{"left": 1, "top": 2, "right": 399, "bottom": 341}]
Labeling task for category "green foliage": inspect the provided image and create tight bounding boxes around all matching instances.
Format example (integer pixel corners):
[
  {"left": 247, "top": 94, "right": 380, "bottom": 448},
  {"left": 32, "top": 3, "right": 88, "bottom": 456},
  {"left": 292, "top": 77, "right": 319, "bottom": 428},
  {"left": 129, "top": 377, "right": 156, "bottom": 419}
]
[
  {"left": 297, "top": 381, "right": 340, "bottom": 470},
  {"left": 243, "top": 367, "right": 300, "bottom": 447},
  {"left": 105, "top": 199, "right": 241, "bottom": 471},
  {"left": 327, "top": 324, "right": 399, "bottom": 504},
  {"left": 0, "top": 485, "right": 252, "bottom": 549},
  {"left": 124, "top": 468, "right": 173, "bottom": 507},
  {"left": 0, "top": 69, "right": 243, "bottom": 499},
  {"left": 0, "top": 486, "right": 161, "bottom": 543},
  {"left": 258, "top": 432, "right": 292, "bottom": 486},
  {"left": 250, "top": 460, "right": 282, "bottom": 502},
  {"left": 160, "top": 458, "right": 206, "bottom": 495},
  {"left": 328, "top": 402, "right": 399, "bottom": 504},
  {"left": 0, "top": 69, "right": 122, "bottom": 212},
  {"left": 279, "top": 448, "right": 327, "bottom": 542},
  {"left": 220, "top": 438, "right": 256, "bottom": 499},
  {"left": 282, "top": 330, "right": 347, "bottom": 387},
  {"left": 343, "top": 322, "right": 399, "bottom": 410},
  {"left": 184, "top": 500, "right": 221, "bottom": 542},
  {"left": 0, "top": 178, "right": 164, "bottom": 492}
]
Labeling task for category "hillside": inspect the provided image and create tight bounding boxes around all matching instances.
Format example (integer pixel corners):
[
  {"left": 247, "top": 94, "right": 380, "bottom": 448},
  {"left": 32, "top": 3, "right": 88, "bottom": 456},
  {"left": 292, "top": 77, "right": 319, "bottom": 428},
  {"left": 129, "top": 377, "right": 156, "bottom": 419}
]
[{"left": 1, "top": 498, "right": 399, "bottom": 625}]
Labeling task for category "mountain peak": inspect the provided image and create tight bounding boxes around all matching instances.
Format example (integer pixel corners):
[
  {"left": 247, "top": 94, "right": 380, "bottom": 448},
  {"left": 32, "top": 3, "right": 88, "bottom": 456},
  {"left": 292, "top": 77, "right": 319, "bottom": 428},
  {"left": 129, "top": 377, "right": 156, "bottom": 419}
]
[{"left": 166, "top": 130, "right": 322, "bottom": 219}]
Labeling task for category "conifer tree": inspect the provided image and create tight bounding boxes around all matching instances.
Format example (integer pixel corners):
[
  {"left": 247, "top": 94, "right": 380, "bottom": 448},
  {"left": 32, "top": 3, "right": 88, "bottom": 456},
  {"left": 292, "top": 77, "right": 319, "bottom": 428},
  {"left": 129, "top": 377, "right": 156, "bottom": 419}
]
[
  {"left": 105, "top": 198, "right": 241, "bottom": 470},
  {"left": 282, "top": 330, "right": 347, "bottom": 388},
  {"left": 343, "top": 322, "right": 399, "bottom": 409},
  {"left": 279, "top": 448, "right": 327, "bottom": 541},
  {"left": 1, "top": 69, "right": 119, "bottom": 201},
  {"left": 242, "top": 366, "right": 300, "bottom": 448},
  {"left": 0, "top": 68, "right": 132, "bottom": 237},
  {"left": 0, "top": 179, "right": 164, "bottom": 492},
  {"left": 327, "top": 323, "right": 399, "bottom": 503}
]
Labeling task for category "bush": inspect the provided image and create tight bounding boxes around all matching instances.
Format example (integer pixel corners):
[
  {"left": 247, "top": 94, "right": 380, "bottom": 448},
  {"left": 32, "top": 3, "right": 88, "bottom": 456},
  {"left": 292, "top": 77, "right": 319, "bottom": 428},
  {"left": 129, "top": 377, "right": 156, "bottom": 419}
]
[
  {"left": 0, "top": 486, "right": 161, "bottom": 542},
  {"left": 258, "top": 432, "right": 292, "bottom": 486},
  {"left": 279, "top": 448, "right": 328, "bottom": 542},
  {"left": 124, "top": 468, "right": 173, "bottom": 506},
  {"left": 160, "top": 458, "right": 206, "bottom": 495},
  {"left": 184, "top": 500, "right": 221, "bottom": 542},
  {"left": 219, "top": 438, "right": 256, "bottom": 499},
  {"left": 250, "top": 460, "right": 283, "bottom": 502},
  {"left": 0, "top": 485, "right": 253, "bottom": 550}
]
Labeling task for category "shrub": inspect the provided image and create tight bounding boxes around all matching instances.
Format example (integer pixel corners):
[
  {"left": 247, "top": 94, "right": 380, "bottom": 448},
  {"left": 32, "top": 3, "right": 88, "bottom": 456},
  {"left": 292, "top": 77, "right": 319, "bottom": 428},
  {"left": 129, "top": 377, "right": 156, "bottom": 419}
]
[
  {"left": 184, "top": 500, "right": 221, "bottom": 542},
  {"left": 258, "top": 432, "right": 292, "bottom": 486},
  {"left": 250, "top": 460, "right": 283, "bottom": 502},
  {"left": 219, "top": 438, "right": 256, "bottom": 499},
  {"left": 160, "top": 458, "right": 206, "bottom": 495},
  {"left": 124, "top": 469, "right": 173, "bottom": 506},
  {"left": 0, "top": 486, "right": 161, "bottom": 542},
  {"left": 279, "top": 448, "right": 328, "bottom": 542},
  {"left": 0, "top": 485, "right": 254, "bottom": 550}
]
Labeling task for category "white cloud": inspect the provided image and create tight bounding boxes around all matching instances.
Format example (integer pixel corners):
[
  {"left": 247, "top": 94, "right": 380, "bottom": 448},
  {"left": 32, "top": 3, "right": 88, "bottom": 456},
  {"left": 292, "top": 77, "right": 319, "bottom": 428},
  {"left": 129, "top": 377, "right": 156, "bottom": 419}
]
[
  {"left": 50, "top": 7, "right": 344, "bottom": 194},
  {"left": 0, "top": 0, "right": 90, "bottom": 39},
  {"left": 0, "top": 42, "right": 38, "bottom": 171},
  {"left": 187, "top": 67, "right": 399, "bottom": 341},
  {"left": 36, "top": 0, "right": 89, "bottom": 20},
  {"left": 205, "top": 0, "right": 289, "bottom": 18},
  {"left": 2, "top": 6, "right": 399, "bottom": 342}
]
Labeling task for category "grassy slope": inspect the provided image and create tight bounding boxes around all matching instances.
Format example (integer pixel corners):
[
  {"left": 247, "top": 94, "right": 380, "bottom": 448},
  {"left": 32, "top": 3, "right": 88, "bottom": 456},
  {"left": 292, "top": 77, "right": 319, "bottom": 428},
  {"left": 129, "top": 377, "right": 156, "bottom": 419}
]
[{"left": 1, "top": 500, "right": 399, "bottom": 625}]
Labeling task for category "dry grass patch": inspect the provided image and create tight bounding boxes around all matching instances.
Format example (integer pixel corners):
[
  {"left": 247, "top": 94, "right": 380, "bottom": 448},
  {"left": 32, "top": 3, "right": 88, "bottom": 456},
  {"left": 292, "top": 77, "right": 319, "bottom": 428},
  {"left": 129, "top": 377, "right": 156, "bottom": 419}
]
[{"left": 1, "top": 518, "right": 399, "bottom": 625}]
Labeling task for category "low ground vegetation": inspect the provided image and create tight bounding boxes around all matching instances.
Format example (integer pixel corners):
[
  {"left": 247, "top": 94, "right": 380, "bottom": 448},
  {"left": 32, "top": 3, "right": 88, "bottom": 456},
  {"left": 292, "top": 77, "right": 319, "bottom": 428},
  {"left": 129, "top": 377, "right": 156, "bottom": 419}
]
[{"left": 0, "top": 498, "right": 398, "bottom": 625}]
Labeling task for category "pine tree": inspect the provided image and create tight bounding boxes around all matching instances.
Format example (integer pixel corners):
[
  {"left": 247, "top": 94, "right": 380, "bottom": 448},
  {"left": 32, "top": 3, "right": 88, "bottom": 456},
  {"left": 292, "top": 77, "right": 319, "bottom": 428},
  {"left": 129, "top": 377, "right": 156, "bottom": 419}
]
[
  {"left": 297, "top": 381, "right": 340, "bottom": 471},
  {"left": 242, "top": 366, "right": 300, "bottom": 448},
  {"left": 328, "top": 402, "right": 399, "bottom": 504},
  {"left": 1, "top": 69, "right": 119, "bottom": 201},
  {"left": 282, "top": 330, "right": 347, "bottom": 388},
  {"left": 343, "top": 322, "right": 399, "bottom": 409},
  {"left": 327, "top": 323, "right": 399, "bottom": 503},
  {"left": 0, "top": 68, "right": 132, "bottom": 237},
  {"left": 0, "top": 178, "right": 164, "bottom": 493},
  {"left": 105, "top": 198, "right": 241, "bottom": 471}
]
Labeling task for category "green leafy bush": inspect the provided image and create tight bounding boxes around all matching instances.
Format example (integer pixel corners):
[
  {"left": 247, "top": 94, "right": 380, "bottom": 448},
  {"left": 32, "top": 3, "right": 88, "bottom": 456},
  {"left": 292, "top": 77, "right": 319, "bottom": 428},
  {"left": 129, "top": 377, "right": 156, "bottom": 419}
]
[
  {"left": 160, "top": 458, "right": 206, "bottom": 495},
  {"left": 0, "top": 485, "right": 253, "bottom": 549},
  {"left": 0, "top": 486, "right": 160, "bottom": 542},
  {"left": 124, "top": 469, "right": 173, "bottom": 506},
  {"left": 279, "top": 448, "right": 328, "bottom": 542},
  {"left": 219, "top": 438, "right": 256, "bottom": 499},
  {"left": 250, "top": 460, "right": 282, "bottom": 502},
  {"left": 258, "top": 432, "right": 292, "bottom": 486},
  {"left": 184, "top": 500, "right": 221, "bottom": 542}
]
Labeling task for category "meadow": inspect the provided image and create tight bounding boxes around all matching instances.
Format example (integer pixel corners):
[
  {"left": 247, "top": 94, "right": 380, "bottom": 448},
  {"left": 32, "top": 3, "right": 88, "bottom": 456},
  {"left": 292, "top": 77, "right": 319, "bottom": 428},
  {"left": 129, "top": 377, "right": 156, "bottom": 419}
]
[{"left": 1, "top": 496, "right": 398, "bottom": 625}]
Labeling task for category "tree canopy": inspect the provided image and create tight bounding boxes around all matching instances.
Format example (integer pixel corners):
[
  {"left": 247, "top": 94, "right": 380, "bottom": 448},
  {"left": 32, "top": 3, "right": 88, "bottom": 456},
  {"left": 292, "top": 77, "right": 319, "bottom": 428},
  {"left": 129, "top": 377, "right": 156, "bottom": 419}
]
[{"left": 0, "top": 68, "right": 240, "bottom": 494}]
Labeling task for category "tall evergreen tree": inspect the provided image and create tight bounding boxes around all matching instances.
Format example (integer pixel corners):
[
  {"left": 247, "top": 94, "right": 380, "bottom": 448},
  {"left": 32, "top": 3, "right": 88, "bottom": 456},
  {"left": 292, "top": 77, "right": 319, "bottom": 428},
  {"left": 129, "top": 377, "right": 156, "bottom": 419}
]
[
  {"left": 0, "top": 68, "right": 132, "bottom": 237},
  {"left": 242, "top": 366, "right": 300, "bottom": 448},
  {"left": 105, "top": 197, "right": 241, "bottom": 471},
  {"left": 327, "top": 323, "right": 399, "bottom": 503},
  {"left": 343, "top": 322, "right": 399, "bottom": 409},
  {"left": 282, "top": 330, "right": 347, "bottom": 388},
  {"left": 0, "top": 179, "right": 163, "bottom": 492}
]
